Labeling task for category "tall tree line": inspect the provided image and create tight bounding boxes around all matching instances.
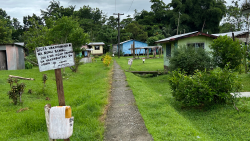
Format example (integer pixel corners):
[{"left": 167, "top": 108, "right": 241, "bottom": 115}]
[{"left": 0, "top": 0, "right": 231, "bottom": 52}]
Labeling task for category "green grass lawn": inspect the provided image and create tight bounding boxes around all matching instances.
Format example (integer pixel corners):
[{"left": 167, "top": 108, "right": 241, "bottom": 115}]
[
  {"left": 0, "top": 60, "right": 112, "bottom": 141},
  {"left": 239, "top": 73, "right": 250, "bottom": 92},
  {"left": 113, "top": 55, "right": 164, "bottom": 71},
  {"left": 115, "top": 57, "right": 250, "bottom": 141}
]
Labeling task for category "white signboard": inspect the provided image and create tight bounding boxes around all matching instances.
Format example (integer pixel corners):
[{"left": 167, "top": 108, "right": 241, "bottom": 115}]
[
  {"left": 128, "top": 59, "right": 133, "bottom": 65},
  {"left": 36, "top": 43, "right": 75, "bottom": 72}
]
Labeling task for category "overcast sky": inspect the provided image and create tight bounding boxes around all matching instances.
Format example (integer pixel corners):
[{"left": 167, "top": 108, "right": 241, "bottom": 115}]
[{"left": 1, "top": 0, "right": 232, "bottom": 24}]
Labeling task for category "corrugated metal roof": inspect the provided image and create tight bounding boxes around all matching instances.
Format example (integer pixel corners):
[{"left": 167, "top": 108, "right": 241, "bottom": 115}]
[
  {"left": 156, "top": 31, "right": 199, "bottom": 43},
  {"left": 88, "top": 42, "right": 105, "bottom": 46},
  {"left": 14, "top": 42, "right": 24, "bottom": 47},
  {"left": 212, "top": 31, "right": 248, "bottom": 37},
  {"left": 119, "top": 39, "right": 133, "bottom": 45}
]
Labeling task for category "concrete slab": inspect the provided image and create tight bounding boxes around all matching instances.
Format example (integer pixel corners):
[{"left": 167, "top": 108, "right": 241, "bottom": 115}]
[{"left": 230, "top": 92, "right": 250, "bottom": 98}]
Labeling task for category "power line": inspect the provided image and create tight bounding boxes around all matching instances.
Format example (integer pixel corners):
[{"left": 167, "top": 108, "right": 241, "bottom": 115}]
[{"left": 126, "top": 0, "right": 134, "bottom": 14}]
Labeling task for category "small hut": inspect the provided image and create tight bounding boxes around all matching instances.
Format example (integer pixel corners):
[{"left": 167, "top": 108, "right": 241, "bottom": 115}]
[{"left": 0, "top": 43, "right": 25, "bottom": 70}]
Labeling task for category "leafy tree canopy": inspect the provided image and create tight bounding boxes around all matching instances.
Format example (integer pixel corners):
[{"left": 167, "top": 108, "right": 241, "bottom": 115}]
[
  {"left": 209, "top": 35, "right": 242, "bottom": 70},
  {"left": 125, "top": 21, "right": 148, "bottom": 41}
]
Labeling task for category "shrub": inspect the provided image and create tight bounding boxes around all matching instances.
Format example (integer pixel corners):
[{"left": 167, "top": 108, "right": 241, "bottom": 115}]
[
  {"left": 25, "top": 53, "right": 38, "bottom": 66},
  {"left": 70, "top": 56, "right": 83, "bottom": 72},
  {"left": 7, "top": 78, "right": 26, "bottom": 105},
  {"left": 169, "top": 46, "right": 212, "bottom": 75},
  {"left": 25, "top": 62, "right": 33, "bottom": 69},
  {"left": 94, "top": 55, "right": 99, "bottom": 58},
  {"left": 103, "top": 54, "right": 112, "bottom": 66},
  {"left": 169, "top": 68, "right": 242, "bottom": 107},
  {"left": 209, "top": 35, "right": 242, "bottom": 70}
]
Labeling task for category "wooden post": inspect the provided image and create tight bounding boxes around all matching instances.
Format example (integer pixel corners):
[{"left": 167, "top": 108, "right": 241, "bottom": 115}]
[
  {"left": 159, "top": 47, "right": 160, "bottom": 58},
  {"left": 54, "top": 69, "right": 70, "bottom": 141},
  {"left": 161, "top": 47, "right": 162, "bottom": 58},
  {"left": 153, "top": 48, "right": 156, "bottom": 58},
  {"left": 147, "top": 49, "right": 149, "bottom": 59},
  {"left": 55, "top": 69, "right": 66, "bottom": 106},
  {"left": 136, "top": 49, "right": 137, "bottom": 58},
  {"left": 133, "top": 41, "right": 135, "bottom": 59}
]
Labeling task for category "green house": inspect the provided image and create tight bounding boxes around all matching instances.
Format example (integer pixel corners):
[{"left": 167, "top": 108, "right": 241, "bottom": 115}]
[{"left": 155, "top": 31, "right": 217, "bottom": 70}]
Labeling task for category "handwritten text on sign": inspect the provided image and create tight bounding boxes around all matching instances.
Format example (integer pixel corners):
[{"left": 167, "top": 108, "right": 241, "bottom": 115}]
[{"left": 36, "top": 43, "right": 75, "bottom": 72}]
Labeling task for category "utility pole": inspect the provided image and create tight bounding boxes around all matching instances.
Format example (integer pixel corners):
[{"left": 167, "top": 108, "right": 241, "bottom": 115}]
[
  {"left": 177, "top": 12, "right": 181, "bottom": 35},
  {"left": 113, "top": 13, "right": 124, "bottom": 58}
]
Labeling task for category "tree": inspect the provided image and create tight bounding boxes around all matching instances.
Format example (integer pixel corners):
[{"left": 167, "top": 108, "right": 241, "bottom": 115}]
[
  {"left": 41, "top": 0, "right": 75, "bottom": 20},
  {"left": 23, "top": 14, "right": 44, "bottom": 30},
  {"left": 0, "top": 19, "right": 13, "bottom": 43},
  {"left": 222, "top": 0, "right": 244, "bottom": 31},
  {"left": 168, "top": 0, "right": 226, "bottom": 34},
  {"left": 209, "top": 35, "right": 242, "bottom": 70},
  {"left": 0, "top": 8, "right": 15, "bottom": 43},
  {"left": 73, "top": 6, "right": 104, "bottom": 41},
  {"left": 125, "top": 21, "right": 148, "bottom": 41},
  {"left": 147, "top": 32, "right": 165, "bottom": 46},
  {"left": 12, "top": 18, "right": 24, "bottom": 42},
  {"left": 23, "top": 18, "right": 51, "bottom": 53},
  {"left": 219, "top": 23, "right": 236, "bottom": 33}
]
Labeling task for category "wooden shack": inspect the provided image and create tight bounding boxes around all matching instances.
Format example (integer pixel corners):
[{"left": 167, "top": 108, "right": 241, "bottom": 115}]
[{"left": 0, "top": 43, "right": 25, "bottom": 70}]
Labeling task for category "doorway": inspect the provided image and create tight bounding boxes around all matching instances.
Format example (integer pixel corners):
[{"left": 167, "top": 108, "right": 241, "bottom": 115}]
[{"left": 0, "top": 51, "right": 7, "bottom": 70}]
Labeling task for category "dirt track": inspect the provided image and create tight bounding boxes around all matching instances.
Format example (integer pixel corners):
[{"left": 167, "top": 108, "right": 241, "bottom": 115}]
[{"left": 104, "top": 61, "right": 153, "bottom": 141}]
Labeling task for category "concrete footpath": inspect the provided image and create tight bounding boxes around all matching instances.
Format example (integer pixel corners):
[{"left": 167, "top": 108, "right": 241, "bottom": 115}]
[
  {"left": 231, "top": 92, "right": 250, "bottom": 98},
  {"left": 104, "top": 61, "right": 153, "bottom": 141}
]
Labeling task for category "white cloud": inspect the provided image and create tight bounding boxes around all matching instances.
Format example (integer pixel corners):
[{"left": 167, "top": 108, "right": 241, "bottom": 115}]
[{"left": 0, "top": 0, "right": 233, "bottom": 24}]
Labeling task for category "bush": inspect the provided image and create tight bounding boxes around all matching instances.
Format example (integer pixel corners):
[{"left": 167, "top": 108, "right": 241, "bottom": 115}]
[
  {"left": 70, "top": 56, "right": 83, "bottom": 72},
  {"left": 209, "top": 35, "right": 242, "bottom": 70},
  {"left": 169, "top": 46, "right": 212, "bottom": 75},
  {"left": 169, "top": 68, "right": 242, "bottom": 107},
  {"left": 7, "top": 78, "right": 26, "bottom": 105},
  {"left": 102, "top": 54, "right": 112, "bottom": 66},
  {"left": 25, "top": 53, "right": 38, "bottom": 66},
  {"left": 94, "top": 55, "right": 99, "bottom": 58},
  {"left": 25, "top": 62, "right": 33, "bottom": 69}
]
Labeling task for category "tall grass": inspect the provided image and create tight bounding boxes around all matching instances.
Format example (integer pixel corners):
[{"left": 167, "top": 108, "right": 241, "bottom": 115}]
[{"left": 0, "top": 60, "right": 112, "bottom": 141}]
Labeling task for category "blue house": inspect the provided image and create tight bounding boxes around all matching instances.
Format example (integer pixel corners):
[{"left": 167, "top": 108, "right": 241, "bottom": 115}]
[{"left": 117, "top": 40, "right": 148, "bottom": 55}]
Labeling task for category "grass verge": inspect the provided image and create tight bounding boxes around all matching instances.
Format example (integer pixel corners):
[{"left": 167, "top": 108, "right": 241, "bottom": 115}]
[
  {"left": 115, "top": 57, "right": 250, "bottom": 141},
  {"left": 0, "top": 60, "right": 112, "bottom": 141}
]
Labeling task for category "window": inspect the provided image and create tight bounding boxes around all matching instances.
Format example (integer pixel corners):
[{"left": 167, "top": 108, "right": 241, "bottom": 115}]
[
  {"left": 187, "top": 43, "right": 204, "bottom": 49},
  {"left": 166, "top": 44, "right": 171, "bottom": 57},
  {"left": 94, "top": 46, "right": 100, "bottom": 50}
]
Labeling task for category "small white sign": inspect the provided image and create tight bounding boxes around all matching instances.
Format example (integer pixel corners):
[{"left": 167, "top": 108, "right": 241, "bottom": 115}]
[
  {"left": 128, "top": 59, "right": 133, "bottom": 65},
  {"left": 36, "top": 43, "right": 75, "bottom": 72}
]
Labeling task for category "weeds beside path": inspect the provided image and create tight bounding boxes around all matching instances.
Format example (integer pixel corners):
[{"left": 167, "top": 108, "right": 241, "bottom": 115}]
[{"left": 104, "top": 61, "right": 153, "bottom": 141}]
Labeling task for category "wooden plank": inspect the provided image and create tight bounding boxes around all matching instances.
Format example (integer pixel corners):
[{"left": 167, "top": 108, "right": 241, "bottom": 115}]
[{"left": 9, "top": 75, "right": 35, "bottom": 80}]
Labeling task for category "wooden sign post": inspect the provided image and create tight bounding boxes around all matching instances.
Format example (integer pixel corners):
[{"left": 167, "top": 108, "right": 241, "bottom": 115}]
[{"left": 36, "top": 43, "right": 74, "bottom": 141}]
